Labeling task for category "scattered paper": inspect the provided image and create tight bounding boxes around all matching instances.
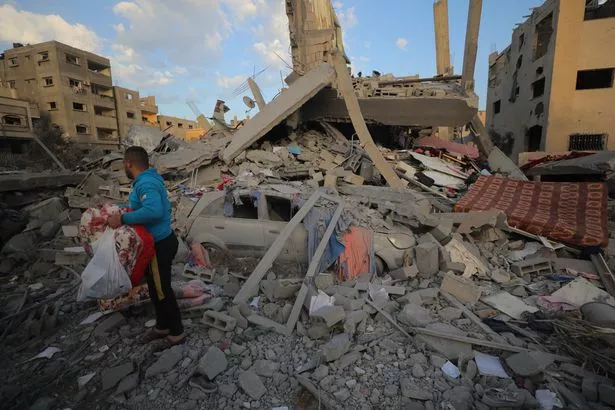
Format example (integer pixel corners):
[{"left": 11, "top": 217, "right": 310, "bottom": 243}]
[
  {"left": 535, "top": 389, "right": 562, "bottom": 410},
  {"left": 32, "top": 347, "right": 60, "bottom": 361},
  {"left": 78, "top": 372, "right": 96, "bottom": 390},
  {"left": 441, "top": 361, "right": 460, "bottom": 379},
  {"left": 249, "top": 296, "right": 260, "bottom": 309},
  {"left": 509, "top": 241, "right": 542, "bottom": 261},
  {"left": 474, "top": 353, "right": 509, "bottom": 378},
  {"left": 309, "top": 291, "right": 335, "bottom": 315},
  {"left": 145, "top": 319, "right": 157, "bottom": 328},
  {"left": 80, "top": 312, "right": 105, "bottom": 325},
  {"left": 550, "top": 277, "right": 615, "bottom": 308}
]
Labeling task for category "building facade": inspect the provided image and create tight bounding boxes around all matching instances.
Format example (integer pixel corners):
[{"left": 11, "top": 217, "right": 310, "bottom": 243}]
[
  {"left": 156, "top": 114, "right": 200, "bottom": 140},
  {"left": 486, "top": 0, "right": 615, "bottom": 162},
  {"left": 113, "top": 86, "right": 159, "bottom": 138},
  {"left": 0, "top": 41, "right": 119, "bottom": 147},
  {"left": 0, "top": 86, "right": 39, "bottom": 152}
]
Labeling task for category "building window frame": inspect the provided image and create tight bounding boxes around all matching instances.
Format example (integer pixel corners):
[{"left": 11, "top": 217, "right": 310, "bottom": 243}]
[
  {"left": 7, "top": 80, "right": 16, "bottom": 89},
  {"left": 42, "top": 76, "right": 54, "bottom": 87},
  {"left": 493, "top": 100, "right": 501, "bottom": 115},
  {"left": 48, "top": 102, "right": 57, "bottom": 111},
  {"left": 72, "top": 102, "right": 87, "bottom": 112},
  {"left": 38, "top": 51, "right": 49, "bottom": 62},
  {"left": 575, "top": 68, "right": 615, "bottom": 90},
  {"left": 126, "top": 111, "right": 135, "bottom": 119},
  {"left": 75, "top": 124, "right": 89, "bottom": 134},
  {"left": 568, "top": 133, "right": 608, "bottom": 151},
  {"left": 2, "top": 115, "right": 23, "bottom": 126},
  {"left": 65, "top": 53, "right": 80, "bottom": 66},
  {"left": 8, "top": 57, "right": 18, "bottom": 67}
]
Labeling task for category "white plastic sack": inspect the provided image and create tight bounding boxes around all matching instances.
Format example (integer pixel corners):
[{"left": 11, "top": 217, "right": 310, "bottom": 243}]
[{"left": 77, "top": 230, "right": 132, "bottom": 301}]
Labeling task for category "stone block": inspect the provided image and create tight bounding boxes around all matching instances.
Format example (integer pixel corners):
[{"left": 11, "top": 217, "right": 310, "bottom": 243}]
[
  {"left": 260, "top": 279, "right": 301, "bottom": 300},
  {"left": 321, "top": 333, "right": 351, "bottom": 362},
  {"left": 201, "top": 310, "right": 237, "bottom": 331},
  {"left": 146, "top": 345, "right": 184, "bottom": 377},
  {"left": 415, "top": 243, "right": 439, "bottom": 275},
  {"left": 197, "top": 346, "right": 228, "bottom": 380},
  {"left": 253, "top": 359, "right": 279, "bottom": 377},
  {"left": 430, "top": 219, "right": 453, "bottom": 243},
  {"left": 390, "top": 265, "right": 419, "bottom": 280},
  {"left": 312, "top": 305, "right": 345, "bottom": 327},
  {"left": 239, "top": 370, "right": 266, "bottom": 400},
  {"left": 315, "top": 273, "right": 335, "bottom": 290},
  {"left": 398, "top": 303, "right": 435, "bottom": 327},
  {"left": 417, "top": 323, "right": 472, "bottom": 360},
  {"left": 94, "top": 312, "right": 126, "bottom": 337},
  {"left": 440, "top": 272, "right": 481, "bottom": 305},
  {"left": 102, "top": 362, "right": 134, "bottom": 391},
  {"left": 505, "top": 351, "right": 554, "bottom": 377}
]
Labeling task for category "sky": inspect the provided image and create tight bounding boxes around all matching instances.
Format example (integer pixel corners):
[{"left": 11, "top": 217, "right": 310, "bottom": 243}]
[{"left": 0, "top": 0, "right": 543, "bottom": 122}]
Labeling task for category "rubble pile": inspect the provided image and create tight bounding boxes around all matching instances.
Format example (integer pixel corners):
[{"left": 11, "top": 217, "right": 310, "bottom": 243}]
[{"left": 1, "top": 123, "right": 615, "bottom": 410}]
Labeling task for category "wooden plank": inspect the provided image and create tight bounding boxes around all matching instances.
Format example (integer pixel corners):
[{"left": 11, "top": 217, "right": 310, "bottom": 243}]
[
  {"left": 285, "top": 200, "right": 344, "bottom": 334},
  {"left": 233, "top": 190, "right": 322, "bottom": 304}
]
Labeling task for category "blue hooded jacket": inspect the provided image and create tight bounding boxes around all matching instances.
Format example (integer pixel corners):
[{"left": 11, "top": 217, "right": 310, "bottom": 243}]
[{"left": 121, "top": 168, "right": 172, "bottom": 242}]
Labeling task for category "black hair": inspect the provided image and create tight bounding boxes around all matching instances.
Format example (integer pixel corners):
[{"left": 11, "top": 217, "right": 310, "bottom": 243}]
[{"left": 124, "top": 146, "right": 149, "bottom": 168}]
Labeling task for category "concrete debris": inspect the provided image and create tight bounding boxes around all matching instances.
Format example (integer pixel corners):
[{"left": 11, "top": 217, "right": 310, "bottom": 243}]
[
  {"left": 2, "top": 4, "right": 615, "bottom": 410},
  {"left": 197, "top": 346, "right": 228, "bottom": 380}
]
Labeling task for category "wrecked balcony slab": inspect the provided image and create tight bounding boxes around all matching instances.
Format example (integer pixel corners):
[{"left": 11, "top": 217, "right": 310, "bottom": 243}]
[
  {"left": 221, "top": 63, "right": 335, "bottom": 163},
  {"left": 300, "top": 87, "right": 477, "bottom": 127},
  {"left": 0, "top": 172, "right": 85, "bottom": 192}
]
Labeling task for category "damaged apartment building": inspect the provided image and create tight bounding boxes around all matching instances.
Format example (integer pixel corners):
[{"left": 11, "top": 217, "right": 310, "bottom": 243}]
[
  {"left": 0, "top": 41, "right": 201, "bottom": 151},
  {"left": 283, "top": 0, "right": 485, "bottom": 149},
  {"left": 486, "top": 0, "right": 615, "bottom": 163}
]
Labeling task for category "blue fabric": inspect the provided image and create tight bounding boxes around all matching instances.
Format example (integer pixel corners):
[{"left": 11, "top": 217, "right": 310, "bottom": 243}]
[
  {"left": 121, "top": 168, "right": 172, "bottom": 241},
  {"left": 302, "top": 202, "right": 350, "bottom": 273}
]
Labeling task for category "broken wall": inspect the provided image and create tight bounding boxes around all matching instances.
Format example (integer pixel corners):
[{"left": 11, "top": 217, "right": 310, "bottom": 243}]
[
  {"left": 486, "top": 0, "right": 556, "bottom": 162},
  {"left": 286, "top": 0, "right": 347, "bottom": 74}
]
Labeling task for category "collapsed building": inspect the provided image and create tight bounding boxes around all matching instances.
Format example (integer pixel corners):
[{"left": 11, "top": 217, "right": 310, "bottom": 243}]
[{"left": 1, "top": 0, "right": 615, "bottom": 409}]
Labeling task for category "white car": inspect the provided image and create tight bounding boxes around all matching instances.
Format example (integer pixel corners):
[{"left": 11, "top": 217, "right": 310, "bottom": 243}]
[{"left": 186, "top": 189, "right": 416, "bottom": 275}]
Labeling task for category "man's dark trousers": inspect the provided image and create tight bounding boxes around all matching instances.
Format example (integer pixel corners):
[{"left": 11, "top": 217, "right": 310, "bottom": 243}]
[{"left": 145, "top": 232, "right": 183, "bottom": 336}]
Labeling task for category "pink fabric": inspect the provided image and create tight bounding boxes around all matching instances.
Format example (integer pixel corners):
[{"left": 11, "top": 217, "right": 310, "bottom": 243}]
[{"left": 337, "top": 227, "right": 374, "bottom": 281}]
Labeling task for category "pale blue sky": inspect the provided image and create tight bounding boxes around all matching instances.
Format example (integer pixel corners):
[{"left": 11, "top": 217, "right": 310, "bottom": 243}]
[{"left": 0, "top": 0, "right": 543, "bottom": 121}]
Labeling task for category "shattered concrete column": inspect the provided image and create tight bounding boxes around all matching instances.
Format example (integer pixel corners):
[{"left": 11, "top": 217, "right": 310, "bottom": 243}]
[
  {"left": 433, "top": 0, "right": 452, "bottom": 76},
  {"left": 331, "top": 51, "right": 404, "bottom": 188},
  {"left": 461, "top": 0, "right": 483, "bottom": 90}
]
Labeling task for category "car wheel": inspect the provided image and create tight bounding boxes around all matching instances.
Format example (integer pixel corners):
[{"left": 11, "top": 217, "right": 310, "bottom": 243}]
[
  {"left": 201, "top": 243, "right": 231, "bottom": 266},
  {"left": 375, "top": 256, "right": 386, "bottom": 277}
]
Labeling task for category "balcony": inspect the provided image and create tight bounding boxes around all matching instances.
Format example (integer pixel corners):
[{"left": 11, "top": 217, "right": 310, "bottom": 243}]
[
  {"left": 94, "top": 114, "right": 118, "bottom": 130},
  {"left": 92, "top": 93, "right": 115, "bottom": 107}
]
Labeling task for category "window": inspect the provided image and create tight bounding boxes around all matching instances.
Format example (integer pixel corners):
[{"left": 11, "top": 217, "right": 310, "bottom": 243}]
[
  {"left": 233, "top": 195, "right": 258, "bottom": 219},
  {"left": 266, "top": 196, "right": 298, "bottom": 222},
  {"left": 65, "top": 53, "right": 79, "bottom": 65},
  {"left": 69, "top": 78, "right": 82, "bottom": 87},
  {"left": 519, "top": 33, "right": 525, "bottom": 51},
  {"left": 125, "top": 93, "right": 133, "bottom": 101},
  {"left": 48, "top": 102, "right": 57, "bottom": 110},
  {"left": 127, "top": 111, "right": 135, "bottom": 119},
  {"left": 166, "top": 121, "right": 172, "bottom": 126},
  {"left": 3, "top": 115, "right": 22, "bottom": 126},
  {"left": 8, "top": 57, "right": 18, "bottom": 67},
  {"left": 536, "top": 67, "right": 544, "bottom": 76},
  {"left": 188, "top": 125, "right": 194, "bottom": 129},
  {"left": 576, "top": 68, "right": 614, "bottom": 90},
  {"left": 493, "top": 100, "right": 501, "bottom": 114},
  {"left": 76, "top": 124, "right": 89, "bottom": 134},
  {"left": 569, "top": 134, "right": 607, "bottom": 150},
  {"left": 526, "top": 125, "right": 543, "bottom": 152},
  {"left": 39, "top": 51, "right": 49, "bottom": 62},
  {"left": 532, "top": 78, "right": 546, "bottom": 98},
  {"left": 8, "top": 80, "right": 16, "bottom": 89},
  {"left": 43, "top": 77, "right": 54, "bottom": 86},
  {"left": 585, "top": 0, "right": 615, "bottom": 20},
  {"left": 72, "top": 102, "right": 86, "bottom": 111},
  {"left": 533, "top": 13, "right": 553, "bottom": 61},
  {"left": 177, "top": 123, "right": 183, "bottom": 128}
]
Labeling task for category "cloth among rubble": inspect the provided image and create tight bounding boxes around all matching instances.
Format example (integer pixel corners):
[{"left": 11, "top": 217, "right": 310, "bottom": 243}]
[
  {"left": 337, "top": 226, "right": 374, "bottom": 281},
  {"left": 454, "top": 176, "right": 609, "bottom": 248},
  {"left": 303, "top": 203, "right": 350, "bottom": 272},
  {"left": 79, "top": 204, "right": 155, "bottom": 285}
]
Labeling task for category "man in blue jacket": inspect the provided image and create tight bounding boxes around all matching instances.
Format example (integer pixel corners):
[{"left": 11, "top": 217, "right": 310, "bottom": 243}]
[{"left": 108, "top": 146, "right": 184, "bottom": 348}]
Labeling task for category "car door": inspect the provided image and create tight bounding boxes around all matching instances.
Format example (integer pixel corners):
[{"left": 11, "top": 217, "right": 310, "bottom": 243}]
[{"left": 261, "top": 194, "right": 308, "bottom": 263}]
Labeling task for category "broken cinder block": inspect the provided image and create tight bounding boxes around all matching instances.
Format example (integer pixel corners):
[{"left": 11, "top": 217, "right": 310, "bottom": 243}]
[
  {"left": 312, "top": 305, "right": 346, "bottom": 327},
  {"left": 390, "top": 265, "right": 419, "bottom": 280},
  {"left": 511, "top": 257, "right": 553, "bottom": 276},
  {"left": 201, "top": 310, "right": 237, "bottom": 332},
  {"left": 415, "top": 243, "right": 439, "bottom": 276}
]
